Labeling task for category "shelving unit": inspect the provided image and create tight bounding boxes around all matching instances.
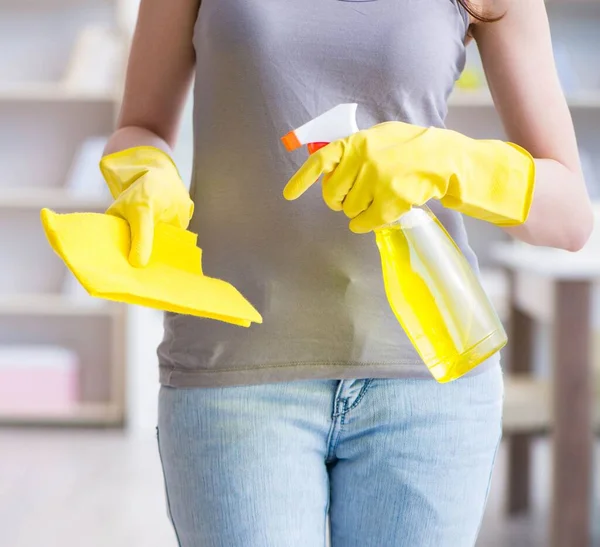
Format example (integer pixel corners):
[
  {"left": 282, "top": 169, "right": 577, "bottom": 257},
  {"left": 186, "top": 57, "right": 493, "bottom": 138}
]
[
  {"left": 0, "top": 402, "right": 123, "bottom": 427},
  {"left": 0, "top": 0, "right": 135, "bottom": 428},
  {"left": 449, "top": 90, "right": 600, "bottom": 109},
  {"left": 0, "top": 294, "right": 119, "bottom": 317},
  {"left": 0, "top": 188, "right": 111, "bottom": 211},
  {"left": 0, "top": 83, "right": 116, "bottom": 103}
]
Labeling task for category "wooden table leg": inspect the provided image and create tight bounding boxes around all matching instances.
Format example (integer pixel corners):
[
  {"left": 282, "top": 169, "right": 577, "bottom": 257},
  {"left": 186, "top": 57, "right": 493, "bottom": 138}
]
[
  {"left": 507, "top": 432, "right": 532, "bottom": 515},
  {"left": 507, "top": 282, "right": 535, "bottom": 515},
  {"left": 552, "top": 281, "right": 593, "bottom": 547}
]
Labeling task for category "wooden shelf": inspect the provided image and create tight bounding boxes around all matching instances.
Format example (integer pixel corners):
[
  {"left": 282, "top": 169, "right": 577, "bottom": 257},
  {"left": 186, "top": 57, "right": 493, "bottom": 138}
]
[
  {"left": 503, "top": 375, "right": 553, "bottom": 434},
  {"left": 448, "top": 91, "right": 495, "bottom": 107},
  {"left": 0, "top": 0, "right": 118, "bottom": 7},
  {"left": 546, "top": 0, "right": 600, "bottom": 5},
  {"left": 0, "top": 83, "right": 115, "bottom": 103},
  {"left": 0, "top": 294, "right": 120, "bottom": 317},
  {"left": 503, "top": 374, "right": 600, "bottom": 434},
  {"left": 0, "top": 402, "right": 123, "bottom": 427},
  {"left": 449, "top": 90, "right": 600, "bottom": 109},
  {"left": 0, "top": 188, "right": 110, "bottom": 211}
]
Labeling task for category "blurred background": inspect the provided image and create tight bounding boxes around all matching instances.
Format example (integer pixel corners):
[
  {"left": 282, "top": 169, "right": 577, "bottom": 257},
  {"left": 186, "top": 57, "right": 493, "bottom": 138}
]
[{"left": 0, "top": 1, "right": 599, "bottom": 546}]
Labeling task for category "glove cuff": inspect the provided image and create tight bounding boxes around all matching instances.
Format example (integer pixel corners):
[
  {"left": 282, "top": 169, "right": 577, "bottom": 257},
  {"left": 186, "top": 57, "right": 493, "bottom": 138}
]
[{"left": 441, "top": 139, "right": 536, "bottom": 226}]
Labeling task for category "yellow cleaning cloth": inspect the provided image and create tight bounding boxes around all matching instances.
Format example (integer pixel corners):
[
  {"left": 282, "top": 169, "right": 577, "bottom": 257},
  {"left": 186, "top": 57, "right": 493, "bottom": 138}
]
[{"left": 41, "top": 209, "right": 262, "bottom": 327}]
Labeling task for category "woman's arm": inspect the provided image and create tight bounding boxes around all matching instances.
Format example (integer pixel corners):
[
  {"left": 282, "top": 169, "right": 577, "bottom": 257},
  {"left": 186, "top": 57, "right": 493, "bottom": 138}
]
[
  {"left": 104, "top": 0, "right": 201, "bottom": 156},
  {"left": 472, "top": 0, "right": 594, "bottom": 251}
]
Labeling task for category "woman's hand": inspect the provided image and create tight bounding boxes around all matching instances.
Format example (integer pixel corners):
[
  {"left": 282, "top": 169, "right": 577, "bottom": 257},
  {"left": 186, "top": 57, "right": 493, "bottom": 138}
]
[
  {"left": 284, "top": 121, "right": 535, "bottom": 234},
  {"left": 99, "top": 0, "right": 201, "bottom": 266},
  {"left": 102, "top": 147, "right": 194, "bottom": 267}
]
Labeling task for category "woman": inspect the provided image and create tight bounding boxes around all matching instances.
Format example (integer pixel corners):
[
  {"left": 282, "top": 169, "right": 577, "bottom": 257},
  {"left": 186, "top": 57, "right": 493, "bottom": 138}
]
[{"left": 101, "top": 0, "right": 593, "bottom": 545}]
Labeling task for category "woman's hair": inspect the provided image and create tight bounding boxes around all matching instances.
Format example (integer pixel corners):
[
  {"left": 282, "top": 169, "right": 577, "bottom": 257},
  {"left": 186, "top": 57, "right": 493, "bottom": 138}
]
[{"left": 458, "top": 0, "right": 504, "bottom": 23}]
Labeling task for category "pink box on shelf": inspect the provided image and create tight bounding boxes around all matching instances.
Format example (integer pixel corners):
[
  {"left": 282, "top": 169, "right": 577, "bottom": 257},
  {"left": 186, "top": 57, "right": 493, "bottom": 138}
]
[{"left": 0, "top": 346, "right": 79, "bottom": 415}]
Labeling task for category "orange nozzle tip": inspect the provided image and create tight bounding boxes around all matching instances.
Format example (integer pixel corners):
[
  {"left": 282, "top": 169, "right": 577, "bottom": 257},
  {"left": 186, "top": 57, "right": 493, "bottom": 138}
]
[{"left": 281, "top": 131, "right": 302, "bottom": 152}]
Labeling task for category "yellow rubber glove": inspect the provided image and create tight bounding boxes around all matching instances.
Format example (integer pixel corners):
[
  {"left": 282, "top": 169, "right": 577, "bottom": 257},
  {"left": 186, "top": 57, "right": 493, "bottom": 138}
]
[
  {"left": 283, "top": 122, "right": 535, "bottom": 233},
  {"left": 100, "top": 146, "right": 194, "bottom": 267}
]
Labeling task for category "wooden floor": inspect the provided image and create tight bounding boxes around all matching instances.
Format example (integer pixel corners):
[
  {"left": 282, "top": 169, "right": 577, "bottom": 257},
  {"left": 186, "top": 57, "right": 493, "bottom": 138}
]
[{"left": 0, "top": 430, "right": 598, "bottom": 547}]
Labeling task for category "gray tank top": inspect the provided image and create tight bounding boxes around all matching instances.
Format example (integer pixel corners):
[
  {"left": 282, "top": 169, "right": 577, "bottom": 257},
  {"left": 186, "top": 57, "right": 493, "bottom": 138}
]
[{"left": 158, "top": 0, "right": 498, "bottom": 387}]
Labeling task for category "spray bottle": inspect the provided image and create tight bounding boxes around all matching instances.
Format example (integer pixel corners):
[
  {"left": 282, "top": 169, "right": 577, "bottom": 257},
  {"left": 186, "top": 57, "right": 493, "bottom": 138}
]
[{"left": 282, "top": 103, "right": 507, "bottom": 383}]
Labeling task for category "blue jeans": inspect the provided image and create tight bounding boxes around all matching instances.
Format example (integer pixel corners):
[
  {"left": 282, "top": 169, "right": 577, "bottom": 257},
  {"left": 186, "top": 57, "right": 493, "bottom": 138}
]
[{"left": 157, "top": 367, "right": 503, "bottom": 547}]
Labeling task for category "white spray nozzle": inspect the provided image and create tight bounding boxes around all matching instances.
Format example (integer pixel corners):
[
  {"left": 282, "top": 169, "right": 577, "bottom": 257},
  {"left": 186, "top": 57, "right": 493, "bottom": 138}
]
[{"left": 281, "top": 103, "right": 360, "bottom": 152}]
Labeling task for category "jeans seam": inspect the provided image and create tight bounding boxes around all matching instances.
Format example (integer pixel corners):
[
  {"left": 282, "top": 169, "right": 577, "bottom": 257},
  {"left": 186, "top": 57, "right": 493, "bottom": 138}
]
[
  {"left": 332, "top": 396, "right": 345, "bottom": 418},
  {"left": 326, "top": 399, "right": 347, "bottom": 463},
  {"left": 340, "top": 399, "right": 349, "bottom": 427},
  {"left": 156, "top": 427, "right": 183, "bottom": 547},
  {"left": 332, "top": 379, "right": 373, "bottom": 418},
  {"left": 473, "top": 372, "right": 505, "bottom": 543},
  {"left": 324, "top": 480, "right": 331, "bottom": 547},
  {"left": 346, "top": 379, "right": 374, "bottom": 413},
  {"left": 472, "top": 427, "right": 502, "bottom": 544}
]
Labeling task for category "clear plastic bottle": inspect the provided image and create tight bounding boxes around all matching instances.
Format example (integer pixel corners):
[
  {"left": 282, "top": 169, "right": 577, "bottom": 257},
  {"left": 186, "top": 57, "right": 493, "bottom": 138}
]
[
  {"left": 282, "top": 104, "right": 507, "bottom": 383},
  {"left": 375, "top": 205, "right": 507, "bottom": 382}
]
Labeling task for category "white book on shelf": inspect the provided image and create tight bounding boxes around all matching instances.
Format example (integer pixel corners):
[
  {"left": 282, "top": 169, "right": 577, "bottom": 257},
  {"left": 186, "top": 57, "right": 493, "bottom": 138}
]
[
  {"left": 62, "top": 25, "right": 123, "bottom": 94},
  {"left": 0, "top": 345, "right": 78, "bottom": 370},
  {"left": 65, "top": 136, "right": 112, "bottom": 200}
]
